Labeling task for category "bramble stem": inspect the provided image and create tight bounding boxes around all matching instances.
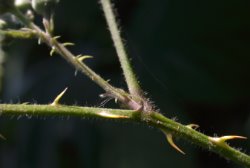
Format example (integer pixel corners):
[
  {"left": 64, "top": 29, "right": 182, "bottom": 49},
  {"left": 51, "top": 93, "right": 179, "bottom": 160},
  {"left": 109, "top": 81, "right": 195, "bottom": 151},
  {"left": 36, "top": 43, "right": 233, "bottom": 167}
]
[
  {"left": 0, "top": 104, "right": 250, "bottom": 167},
  {"left": 0, "top": 104, "right": 138, "bottom": 120},
  {"left": 5, "top": 4, "right": 250, "bottom": 168},
  {"left": 149, "top": 112, "right": 250, "bottom": 167},
  {"left": 11, "top": 8, "right": 143, "bottom": 111},
  {"left": 0, "top": 29, "right": 36, "bottom": 39},
  {"left": 100, "top": 0, "right": 142, "bottom": 97},
  {"left": 11, "top": 9, "right": 118, "bottom": 97}
]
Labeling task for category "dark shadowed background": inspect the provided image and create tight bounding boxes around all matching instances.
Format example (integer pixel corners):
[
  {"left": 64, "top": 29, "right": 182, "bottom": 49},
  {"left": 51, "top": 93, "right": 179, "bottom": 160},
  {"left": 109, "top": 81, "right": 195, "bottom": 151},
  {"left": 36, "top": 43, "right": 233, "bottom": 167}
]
[{"left": 0, "top": 0, "right": 250, "bottom": 167}]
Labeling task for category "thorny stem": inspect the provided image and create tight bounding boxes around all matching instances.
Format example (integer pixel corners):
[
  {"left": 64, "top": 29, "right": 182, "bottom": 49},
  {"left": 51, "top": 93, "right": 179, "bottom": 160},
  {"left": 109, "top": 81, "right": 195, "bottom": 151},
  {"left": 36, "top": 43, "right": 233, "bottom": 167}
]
[
  {"left": 100, "top": 0, "right": 142, "bottom": 97},
  {"left": 149, "top": 112, "right": 250, "bottom": 167},
  {"left": 11, "top": 8, "right": 143, "bottom": 111},
  {"left": 0, "top": 104, "right": 250, "bottom": 167},
  {"left": 4, "top": 4, "right": 250, "bottom": 168}
]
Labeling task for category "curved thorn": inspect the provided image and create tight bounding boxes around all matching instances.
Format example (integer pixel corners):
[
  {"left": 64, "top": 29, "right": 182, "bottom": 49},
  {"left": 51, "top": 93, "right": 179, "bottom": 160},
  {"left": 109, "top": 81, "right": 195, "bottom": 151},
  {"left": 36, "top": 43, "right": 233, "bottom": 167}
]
[
  {"left": 38, "top": 38, "right": 42, "bottom": 45},
  {"left": 51, "top": 87, "right": 68, "bottom": 106},
  {"left": 76, "top": 55, "right": 93, "bottom": 62},
  {"left": 50, "top": 46, "right": 56, "bottom": 56},
  {"left": 220, "top": 136, "right": 247, "bottom": 142},
  {"left": 162, "top": 130, "right": 185, "bottom": 155},
  {"left": 52, "top": 36, "right": 61, "bottom": 41},
  {"left": 63, "top": 42, "right": 75, "bottom": 47},
  {"left": 186, "top": 124, "right": 199, "bottom": 130},
  {"left": 98, "top": 111, "right": 128, "bottom": 119},
  {"left": 209, "top": 135, "right": 247, "bottom": 144}
]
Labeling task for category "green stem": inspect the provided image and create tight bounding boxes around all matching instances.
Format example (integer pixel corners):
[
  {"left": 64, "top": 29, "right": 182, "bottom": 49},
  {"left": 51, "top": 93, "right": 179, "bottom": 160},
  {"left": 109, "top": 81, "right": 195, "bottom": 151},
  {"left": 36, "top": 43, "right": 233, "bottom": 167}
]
[
  {"left": 7, "top": 5, "right": 250, "bottom": 168},
  {"left": 0, "top": 104, "right": 139, "bottom": 119},
  {"left": 100, "top": 0, "right": 142, "bottom": 97},
  {"left": 0, "top": 104, "right": 249, "bottom": 167},
  {"left": 0, "top": 29, "right": 36, "bottom": 39},
  {"left": 150, "top": 112, "right": 250, "bottom": 167},
  {"left": 11, "top": 9, "right": 119, "bottom": 97},
  {"left": 11, "top": 8, "right": 143, "bottom": 110}
]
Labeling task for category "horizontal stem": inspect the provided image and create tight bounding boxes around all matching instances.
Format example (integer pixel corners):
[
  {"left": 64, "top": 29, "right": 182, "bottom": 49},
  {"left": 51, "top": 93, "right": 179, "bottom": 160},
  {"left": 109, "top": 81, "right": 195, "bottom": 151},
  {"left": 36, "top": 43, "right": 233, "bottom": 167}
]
[
  {"left": 0, "top": 29, "right": 36, "bottom": 39},
  {"left": 0, "top": 104, "right": 139, "bottom": 120},
  {"left": 150, "top": 112, "right": 250, "bottom": 167},
  {"left": 0, "top": 104, "right": 249, "bottom": 167}
]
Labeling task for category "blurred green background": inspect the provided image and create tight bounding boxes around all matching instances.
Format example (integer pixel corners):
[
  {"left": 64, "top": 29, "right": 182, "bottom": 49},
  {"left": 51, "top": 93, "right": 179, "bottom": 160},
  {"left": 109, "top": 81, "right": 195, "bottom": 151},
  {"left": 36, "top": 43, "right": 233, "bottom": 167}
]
[{"left": 0, "top": 0, "right": 250, "bottom": 167}]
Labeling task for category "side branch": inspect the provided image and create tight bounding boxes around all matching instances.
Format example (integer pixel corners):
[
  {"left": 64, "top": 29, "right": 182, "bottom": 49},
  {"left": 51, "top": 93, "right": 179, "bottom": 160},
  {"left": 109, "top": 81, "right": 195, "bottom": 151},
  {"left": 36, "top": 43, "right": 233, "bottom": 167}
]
[
  {"left": 100, "top": 0, "right": 142, "bottom": 97},
  {"left": 11, "top": 8, "right": 143, "bottom": 111}
]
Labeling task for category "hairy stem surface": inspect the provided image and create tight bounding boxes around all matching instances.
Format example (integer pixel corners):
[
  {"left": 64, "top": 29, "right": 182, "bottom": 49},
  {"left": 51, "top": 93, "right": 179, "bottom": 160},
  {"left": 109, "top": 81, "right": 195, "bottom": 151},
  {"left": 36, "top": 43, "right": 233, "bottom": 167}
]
[
  {"left": 100, "top": 0, "right": 142, "bottom": 97},
  {"left": 0, "top": 104, "right": 249, "bottom": 167},
  {"left": 4, "top": 4, "right": 250, "bottom": 168},
  {"left": 11, "top": 8, "right": 143, "bottom": 111}
]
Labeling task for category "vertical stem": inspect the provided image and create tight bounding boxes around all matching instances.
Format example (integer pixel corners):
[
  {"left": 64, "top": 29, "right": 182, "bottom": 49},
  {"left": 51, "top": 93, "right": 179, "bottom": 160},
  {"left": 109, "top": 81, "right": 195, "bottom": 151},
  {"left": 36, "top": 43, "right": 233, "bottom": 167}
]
[{"left": 100, "top": 0, "right": 142, "bottom": 97}]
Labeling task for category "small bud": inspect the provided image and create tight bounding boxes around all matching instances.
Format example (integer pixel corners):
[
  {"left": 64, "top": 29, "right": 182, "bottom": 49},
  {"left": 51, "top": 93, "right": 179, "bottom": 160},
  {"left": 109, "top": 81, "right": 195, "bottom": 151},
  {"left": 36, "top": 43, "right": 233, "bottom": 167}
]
[
  {"left": 0, "top": 0, "right": 15, "bottom": 14},
  {"left": 31, "top": 0, "right": 59, "bottom": 16}
]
